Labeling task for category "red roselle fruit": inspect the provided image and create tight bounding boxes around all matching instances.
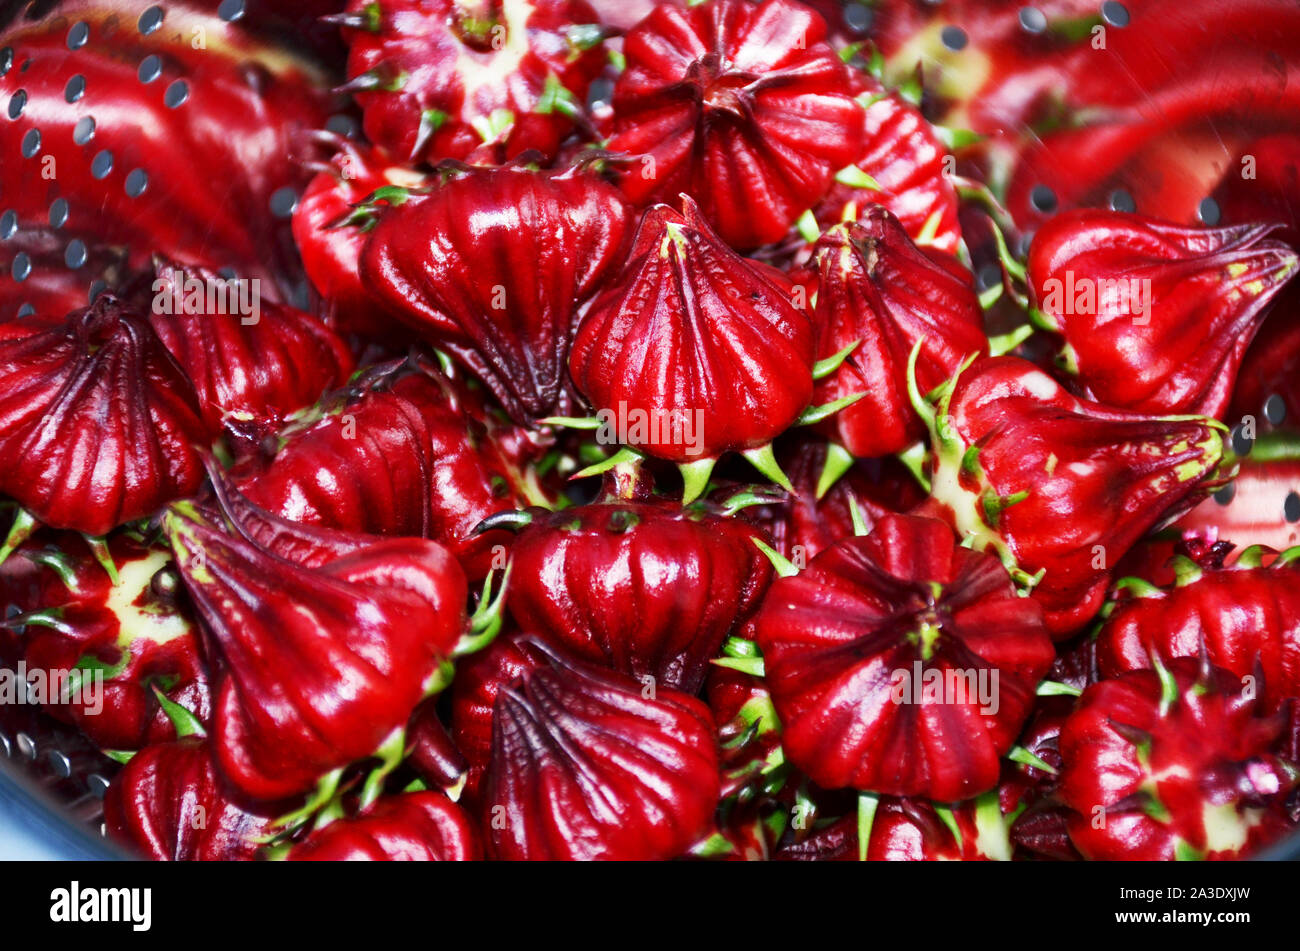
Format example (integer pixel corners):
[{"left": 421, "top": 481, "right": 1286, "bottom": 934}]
[
  {"left": 488, "top": 480, "right": 774, "bottom": 694},
  {"left": 811, "top": 72, "right": 963, "bottom": 257},
  {"left": 0, "top": 297, "right": 207, "bottom": 538},
  {"left": 1096, "top": 542, "right": 1300, "bottom": 710},
  {"left": 104, "top": 737, "right": 277, "bottom": 862},
  {"left": 606, "top": 0, "right": 864, "bottom": 249},
  {"left": 450, "top": 630, "right": 546, "bottom": 805},
  {"left": 332, "top": 0, "right": 607, "bottom": 163},
  {"left": 484, "top": 638, "right": 721, "bottom": 860},
  {"left": 286, "top": 791, "right": 481, "bottom": 861},
  {"left": 162, "top": 503, "right": 468, "bottom": 800},
  {"left": 361, "top": 165, "right": 633, "bottom": 424},
  {"left": 144, "top": 258, "right": 355, "bottom": 446},
  {"left": 916, "top": 355, "right": 1226, "bottom": 637},
  {"left": 569, "top": 198, "right": 814, "bottom": 500},
  {"left": 293, "top": 136, "right": 427, "bottom": 340},
  {"left": 811, "top": 207, "right": 986, "bottom": 459},
  {"left": 752, "top": 512, "right": 1055, "bottom": 802},
  {"left": 235, "top": 358, "right": 540, "bottom": 580},
  {"left": 1027, "top": 210, "right": 1299, "bottom": 418},
  {"left": 15, "top": 537, "right": 210, "bottom": 751},
  {"left": 1058, "top": 658, "right": 1299, "bottom": 860}
]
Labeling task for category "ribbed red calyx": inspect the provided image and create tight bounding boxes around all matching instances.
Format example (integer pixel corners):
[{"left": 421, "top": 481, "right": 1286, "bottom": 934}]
[
  {"left": 485, "top": 638, "right": 721, "bottom": 860},
  {"left": 812, "top": 72, "right": 962, "bottom": 255},
  {"left": 335, "top": 0, "right": 607, "bottom": 163},
  {"left": 1028, "top": 210, "right": 1299, "bottom": 418},
  {"left": 811, "top": 207, "right": 986, "bottom": 458},
  {"left": 606, "top": 0, "right": 864, "bottom": 249},
  {"left": 145, "top": 259, "right": 354, "bottom": 446},
  {"left": 752, "top": 512, "right": 1055, "bottom": 801},
  {"left": 286, "top": 792, "right": 481, "bottom": 860},
  {"left": 1097, "top": 543, "right": 1300, "bottom": 709},
  {"left": 0, "top": 297, "right": 207, "bottom": 536},
  {"left": 1058, "top": 658, "right": 1299, "bottom": 860},
  {"left": 292, "top": 138, "right": 426, "bottom": 340},
  {"left": 235, "top": 359, "right": 541, "bottom": 580},
  {"left": 361, "top": 165, "right": 633, "bottom": 424},
  {"left": 163, "top": 504, "right": 467, "bottom": 800},
  {"left": 104, "top": 737, "right": 277, "bottom": 862},
  {"left": 569, "top": 198, "right": 814, "bottom": 471},
  {"left": 450, "top": 630, "right": 547, "bottom": 805},
  {"left": 917, "top": 355, "right": 1226, "bottom": 637},
  {"left": 503, "top": 492, "right": 774, "bottom": 694}
]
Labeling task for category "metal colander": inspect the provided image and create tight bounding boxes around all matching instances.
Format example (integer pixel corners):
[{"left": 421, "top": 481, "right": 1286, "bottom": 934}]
[{"left": 1, "top": 0, "right": 1298, "bottom": 861}]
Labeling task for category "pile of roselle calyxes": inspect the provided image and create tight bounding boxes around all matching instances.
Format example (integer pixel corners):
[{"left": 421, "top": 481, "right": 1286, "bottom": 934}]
[{"left": 1, "top": 0, "right": 1298, "bottom": 862}]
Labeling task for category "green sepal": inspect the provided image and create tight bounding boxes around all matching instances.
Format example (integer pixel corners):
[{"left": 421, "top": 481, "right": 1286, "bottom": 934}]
[
  {"left": 751, "top": 537, "right": 800, "bottom": 578},
  {"left": 151, "top": 683, "right": 206, "bottom": 739},
  {"left": 812, "top": 340, "right": 861, "bottom": 381},
  {"left": 794, "top": 391, "right": 867, "bottom": 427},
  {"left": 678, "top": 456, "right": 717, "bottom": 506},
  {"left": 741, "top": 444, "right": 794, "bottom": 493},
  {"left": 815, "top": 442, "right": 855, "bottom": 500}
]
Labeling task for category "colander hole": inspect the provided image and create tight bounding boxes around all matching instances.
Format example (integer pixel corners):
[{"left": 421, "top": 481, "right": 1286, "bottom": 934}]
[
  {"left": 0, "top": 733, "right": 10, "bottom": 757},
  {"left": 843, "top": 3, "right": 873, "bottom": 34},
  {"left": 46, "top": 749, "right": 71, "bottom": 778},
  {"left": 125, "top": 168, "right": 149, "bottom": 197},
  {"left": 16, "top": 302, "right": 32, "bottom": 317},
  {"left": 325, "top": 113, "right": 358, "bottom": 137},
  {"left": 1230, "top": 424, "right": 1253, "bottom": 457},
  {"left": 91, "top": 149, "right": 113, "bottom": 179},
  {"left": 73, "top": 116, "right": 95, "bottom": 145},
  {"left": 11, "top": 251, "right": 30, "bottom": 281},
  {"left": 0, "top": 209, "right": 15, "bottom": 238},
  {"left": 15, "top": 732, "right": 35, "bottom": 759},
  {"left": 217, "top": 266, "right": 238, "bottom": 280},
  {"left": 270, "top": 186, "right": 298, "bottom": 218},
  {"left": 1101, "top": 1, "right": 1131, "bottom": 27},
  {"left": 940, "top": 26, "right": 968, "bottom": 51},
  {"left": 1198, "top": 196, "right": 1221, "bottom": 226},
  {"left": 1265, "top": 394, "right": 1288, "bottom": 425},
  {"left": 67, "top": 21, "right": 90, "bottom": 50},
  {"left": 164, "top": 79, "right": 189, "bottom": 108},
  {"left": 64, "top": 239, "right": 87, "bottom": 269},
  {"left": 976, "top": 263, "right": 1001, "bottom": 291},
  {"left": 20, "top": 127, "right": 40, "bottom": 158},
  {"left": 138, "top": 54, "right": 163, "bottom": 84},
  {"left": 1108, "top": 189, "right": 1136, "bottom": 213},
  {"left": 8, "top": 89, "right": 26, "bottom": 119},
  {"left": 1019, "top": 7, "right": 1047, "bottom": 33},
  {"left": 1286, "top": 492, "right": 1300, "bottom": 523},
  {"left": 587, "top": 77, "right": 613, "bottom": 110},
  {"left": 218, "top": 0, "right": 246, "bottom": 22},
  {"left": 1213, "top": 483, "right": 1235, "bottom": 506},
  {"left": 0, "top": 47, "right": 12, "bottom": 77},
  {"left": 48, "top": 197, "right": 68, "bottom": 229},
  {"left": 138, "top": 5, "right": 165, "bottom": 35},
  {"left": 88, "top": 774, "right": 110, "bottom": 798},
  {"left": 1030, "top": 184, "right": 1058, "bottom": 213},
  {"left": 65, "top": 74, "right": 85, "bottom": 103},
  {"left": 88, "top": 279, "right": 107, "bottom": 302}
]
